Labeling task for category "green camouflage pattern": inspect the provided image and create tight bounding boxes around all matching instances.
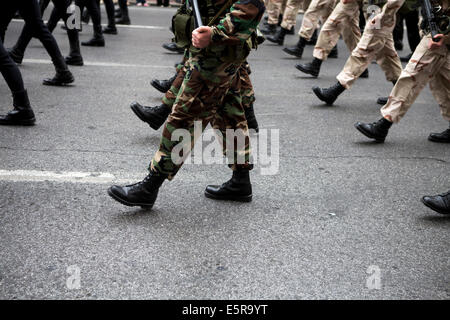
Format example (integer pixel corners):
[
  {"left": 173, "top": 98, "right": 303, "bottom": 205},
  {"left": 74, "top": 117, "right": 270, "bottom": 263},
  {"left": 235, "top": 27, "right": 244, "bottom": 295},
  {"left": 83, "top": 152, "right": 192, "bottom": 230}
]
[{"left": 150, "top": 0, "right": 265, "bottom": 179}]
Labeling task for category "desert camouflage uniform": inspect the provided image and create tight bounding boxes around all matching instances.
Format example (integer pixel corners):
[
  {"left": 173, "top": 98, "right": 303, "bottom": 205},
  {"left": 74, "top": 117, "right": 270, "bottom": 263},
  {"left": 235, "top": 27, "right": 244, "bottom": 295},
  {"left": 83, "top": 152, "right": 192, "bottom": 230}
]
[
  {"left": 280, "top": 0, "right": 305, "bottom": 30},
  {"left": 336, "top": 0, "right": 404, "bottom": 88},
  {"left": 151, "top": 0, "right": 265, "bottom": 180},
  {"left": 313, "top": 0, "right": 363, "bottom": 60},
  {"left": 298, "top": 0, "right": 338, "bottom": 41},
  {"left": 380, "top": 30, "right": 450, "bottom": 121}
]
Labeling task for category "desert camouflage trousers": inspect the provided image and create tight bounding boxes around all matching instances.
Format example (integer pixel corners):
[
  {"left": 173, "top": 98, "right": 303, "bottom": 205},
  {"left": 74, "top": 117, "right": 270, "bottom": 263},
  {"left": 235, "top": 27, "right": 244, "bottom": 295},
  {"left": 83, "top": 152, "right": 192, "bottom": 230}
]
[
  {"left": 280, "top": 0, "right": 305, "bottom": 30},
  {"left": 381, "top": 35, "right": 450, "bottom": 123},
  {"left": 337, "top": 29, "right": 402, "bottom": 88},
  {"left": 151, "top": 54, "right": 253, "bottom": 180},
  {"left": 267, "top": 0, "right": 288, "bottom": 25},
  {"left": 313, "top": 0, "right": 361, "bottom": 60},
  {"left": 298, "top": 0, "right": 337, "bottom": 41}
]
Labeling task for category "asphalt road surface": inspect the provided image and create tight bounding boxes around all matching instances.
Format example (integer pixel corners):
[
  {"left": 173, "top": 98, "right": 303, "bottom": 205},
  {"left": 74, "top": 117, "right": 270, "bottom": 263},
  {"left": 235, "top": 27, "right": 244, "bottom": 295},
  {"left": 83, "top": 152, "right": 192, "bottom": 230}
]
[{"left": 0, "top": 5, "right": 449, "bottom": 300}]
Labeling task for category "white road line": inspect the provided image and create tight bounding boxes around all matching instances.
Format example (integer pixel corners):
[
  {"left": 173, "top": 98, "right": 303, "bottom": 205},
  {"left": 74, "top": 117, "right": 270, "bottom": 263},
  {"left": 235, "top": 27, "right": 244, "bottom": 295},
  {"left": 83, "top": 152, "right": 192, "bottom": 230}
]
[
  {"left": 0, "top": 169, "right": 215, "bottom": 184},
  {"left": 0, "top": 169, "right": 130, "bottom": 184},
  {"left": 11, "top": 19, "right": 166, "bottom": 30},
  {"left": 22, "top": 58, "right": 172, "bottom": 69}
]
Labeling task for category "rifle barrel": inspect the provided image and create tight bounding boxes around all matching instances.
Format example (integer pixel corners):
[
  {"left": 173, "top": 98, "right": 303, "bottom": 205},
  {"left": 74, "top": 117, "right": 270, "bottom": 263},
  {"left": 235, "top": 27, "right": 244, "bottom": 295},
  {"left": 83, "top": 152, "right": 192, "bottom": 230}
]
[{"left": 192, "top": 0, "right": 204, "bottom": 28}]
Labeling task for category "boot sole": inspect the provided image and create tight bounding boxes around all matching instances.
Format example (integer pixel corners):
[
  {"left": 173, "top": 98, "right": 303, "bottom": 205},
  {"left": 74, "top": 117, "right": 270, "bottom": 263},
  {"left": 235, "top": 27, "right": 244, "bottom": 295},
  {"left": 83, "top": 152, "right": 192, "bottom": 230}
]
[
  {"left": 130, "top": 103, "right": 164, "bottom": 130},
  {"left": 421, "top": 197, "right": 450, "bottom": 215},
  {"left": 204, "top": 190, "right": 252, "bottom": 202},
  {"left": 295, "top": 65, "right": 318, "bottom": 77},
  {"left": 42, "top": 79, "right": 74, "bottom": 86},
  {"left": 66, "top": 60, "right": 84, "bottom": 66},
  {"left": 428, "top": 136, "right": 450, "bottom": 143},
  {"left": 107, "top": 188, "right": 155, "bottom": 209},
  {"left": 354, "top": 123, "right": 385, "bottom": 143},
  {"left": 0, "top": 118, "right": 36, "bottom": 126},
  {"left": 282, "top": 48, "right": 302, "bottom": 58},
  {"left": 312, "top": 86, "right": 334, "bottom": 105},
  {"left": 267, "top": 38, "right": 283, "bottom": 45},
  {"left": 81, "top": 43, "right": 105, "bottom": 47}
]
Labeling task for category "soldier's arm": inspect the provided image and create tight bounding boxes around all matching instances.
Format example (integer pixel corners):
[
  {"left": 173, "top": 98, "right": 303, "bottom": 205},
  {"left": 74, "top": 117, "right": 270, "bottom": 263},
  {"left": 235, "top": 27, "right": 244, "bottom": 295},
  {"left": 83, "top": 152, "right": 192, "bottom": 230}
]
[{"left": 210, "top": 0, "right": 266, "bottom": 45}]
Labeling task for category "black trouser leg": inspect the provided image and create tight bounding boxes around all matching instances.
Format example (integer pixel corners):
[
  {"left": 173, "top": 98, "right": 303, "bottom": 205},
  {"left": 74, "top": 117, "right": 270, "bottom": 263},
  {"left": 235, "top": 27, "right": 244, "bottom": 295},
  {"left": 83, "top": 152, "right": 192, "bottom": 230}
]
[
  {"left": 0, "top": 40, "right": 26, "bottom": 93},
  {"left": 98, "top": 0, "right": 115, "bottom": 27},
  {"left": 16, "top": 0, "right": 68, "bottom": 73},
  {"left": 393, "top": 13, "right": 404, "bottom": 47},
  {"left": 118, "top": 0, "right": 129, "bottom": 20},
  {"left": 82, "top": 0, "right": 103, "bottom": 37},
  {"left": 405, "top": 9, "right": 420, "bottom": 52}
]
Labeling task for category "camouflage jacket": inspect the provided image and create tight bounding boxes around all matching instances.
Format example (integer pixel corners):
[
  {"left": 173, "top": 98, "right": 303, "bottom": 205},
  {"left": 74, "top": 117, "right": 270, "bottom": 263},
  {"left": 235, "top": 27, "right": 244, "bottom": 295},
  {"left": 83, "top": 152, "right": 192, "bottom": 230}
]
[
  {"left": 365, "top": 0, "right": 405, "bottom": 35},
  {"left": 210, "top": 0, "right": 266, "bottom": 46}
]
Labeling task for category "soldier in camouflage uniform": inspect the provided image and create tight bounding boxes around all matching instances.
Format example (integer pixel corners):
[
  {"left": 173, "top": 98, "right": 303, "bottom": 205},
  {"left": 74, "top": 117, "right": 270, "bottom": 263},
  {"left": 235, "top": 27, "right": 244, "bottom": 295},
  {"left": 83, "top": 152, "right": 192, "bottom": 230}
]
[
  {"left": 284, "top": 0, "right": 338, "bottom": 58},
  {"left": 108, "top": 0, "right": 266, "bottom": 210},
  {"left": 311, "top": 0, "right": 404, "bottom": 105},
  {"left": 295, "top": 0, "right": 367, "bottom": 78},
  {"left": 266, "top": 0, "right": 305, "bottom": 45},
  {"left": 354, "top": 0, "right": 450, "bottom": 143}
]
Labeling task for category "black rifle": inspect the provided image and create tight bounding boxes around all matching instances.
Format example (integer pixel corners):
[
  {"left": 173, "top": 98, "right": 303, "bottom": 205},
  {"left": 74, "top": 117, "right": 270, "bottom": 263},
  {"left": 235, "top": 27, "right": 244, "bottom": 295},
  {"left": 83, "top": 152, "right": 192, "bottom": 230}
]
[
  {"left": 422, "top": 0, "right": 440, "bottom": 41},
  {"left": 190, "top": 0, "right": 204, "bottom": 28}
]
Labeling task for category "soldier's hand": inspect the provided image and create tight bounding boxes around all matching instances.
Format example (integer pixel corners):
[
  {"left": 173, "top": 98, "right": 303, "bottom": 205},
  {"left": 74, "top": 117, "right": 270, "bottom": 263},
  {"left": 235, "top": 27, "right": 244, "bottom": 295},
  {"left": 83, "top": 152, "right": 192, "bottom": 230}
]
[
  {"left": 428, "top": 34, "right": 444, "bottom": 50},
  {"left": 192, "top": 26, "right": 212, "bottom": 49}
]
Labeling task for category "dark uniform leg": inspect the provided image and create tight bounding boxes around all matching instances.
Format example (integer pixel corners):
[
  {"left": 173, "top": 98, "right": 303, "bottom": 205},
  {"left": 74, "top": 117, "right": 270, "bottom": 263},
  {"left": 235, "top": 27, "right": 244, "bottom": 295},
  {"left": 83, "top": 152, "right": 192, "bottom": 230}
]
[
  {"left": 116, "top": 0, "right": 131, "bottom": 25},
  {"left": 78, "top": 0, "right": 105, "bottom": 47},
  {"left": 0, "top": 25, "right": 36, "bottom": 125}
]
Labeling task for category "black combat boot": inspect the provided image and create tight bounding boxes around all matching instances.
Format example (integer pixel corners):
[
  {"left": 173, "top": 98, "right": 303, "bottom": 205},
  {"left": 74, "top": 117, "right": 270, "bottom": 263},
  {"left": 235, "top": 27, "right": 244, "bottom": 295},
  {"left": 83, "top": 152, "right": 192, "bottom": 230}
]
[
  {"left": 103, "top": 25, "right": 118, "bottom": 35},
  {"left": 329, "top": 45, "right": 338, "bottom": 58},
  {"left": 422, "top": 191, "right": 450, "bottom": 215},
  {"left": 354, "top": 117, "right": 393, "bottom": 142},
  {"left": 81, "top": 25, "right": 105, "bottom": 47},
  {"left": 260, "top": 23, "right": 277, "bottom": 35},
  {"left": 377, "top": 97, "right": 388, "bottom": 105},
  {"left": 108, "top": 171, "right": 167, "bottom": 209},
  {"left": 428, "top": 123, "right": 450, "bottom": 143},
  {"left": 205, "top": 169, "right": 252, "bottom": 202},
  {"left": 245, "top": 104, "right": 259, "bottom": 132},
  {"left": 150, "top": 74, "right": 177, "bottom": 93},
  {"left": 43, "top": 69, "right": 74, "bottom": 86},
  {"left": 295, "top": 58, "right": 322, "bottom": 77},
  {"left": 0, "top": 90, "right": 36, "bottom": 126},
  {"left": 287, "top": 26, "right": 295, "bottom": 35},
  {"left": 162, "top": 42, "right": 185, "bottom": 54},
  {"left": 377, "top": 80, "right": 396, "bottom": 104},
  {"left": 267, "top": 27, "right": 289, "bottom": 45},
  {"left": 130, "top": 102, "right": 171, "bottom": 130},
  {"left": 116, "top": 16, "right": 131, "bottom": 25},
  {"left": 65, "top": 29, "right": 84, "bottom": 66},
  {"left": 7, "top": 47, "right": 24, "bottom": 64},
  {"left": 312, "top": 82, "right": 346, "bottom": 105},
  {"left": 306, "top": 29, "right": 318, "bottom": 45},
  {"left": 283, "top": 37, "right": 307, "bottom": 58}
]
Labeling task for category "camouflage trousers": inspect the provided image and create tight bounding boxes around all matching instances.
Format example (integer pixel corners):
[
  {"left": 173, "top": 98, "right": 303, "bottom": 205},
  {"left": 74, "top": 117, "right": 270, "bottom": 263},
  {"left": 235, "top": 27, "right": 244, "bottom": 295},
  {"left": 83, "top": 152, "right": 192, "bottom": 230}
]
[
  {"left": 151, "top": 54, "right": 252, "bottom": 180},
  {"left": 163, "top": 53, "right": 256, "bottom": 114},
  {"left": 298, "top": 0, "right": 337, "bottom": 41},
  {"left": 267, "top": 0, "right": 288, "bottom": 25},
  {"left": 313, "top": 0, "right": 361, "bottom": 60},
  {"left": 381, "top": 35, "right": 450, "bottom": 123},
  {"left": 337, "top": 29, "right": 402, "bottom": 89},
  {"left": 280, "top": 0, "right": 305, "bottom": 30}
]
